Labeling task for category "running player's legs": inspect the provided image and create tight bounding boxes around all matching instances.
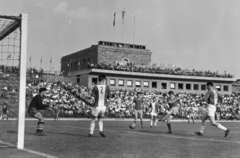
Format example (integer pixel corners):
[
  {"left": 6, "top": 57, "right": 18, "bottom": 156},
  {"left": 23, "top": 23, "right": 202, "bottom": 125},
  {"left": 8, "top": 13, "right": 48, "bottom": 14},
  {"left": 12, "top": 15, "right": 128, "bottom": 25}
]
[
  {"left": 166, "top": 114, "right": 172, "bottom": 133},
  {"left": 209, "top": 115, "right": 228, "bottom": 133},
  {"left": 98, "top": 106, "right": 106, "bottom": 133},
  {"left": 192, "top": 114, "right": 195, "bottom": 124},
  {"left": 198, "top": 111, "right": 208, "bottom": 134},
  {"left": 134, "top": 110, "right": 138, "bottom": 123},
  {"left": 56, "top": 110, "right": 59, "bottom": 120},
  {"left": 90, "top": 107, "right": 99, "bottom": 135},
  {"left": 89, "top": 106, "right": 106, "bottom": 137},
  {"left": 153, "top": 115, "right": 158, "bottom": 126},
  {"left": 139, "top": 110, "right": 143, "bottom": 128},
  {"left": 150, "top": 114, "right": 154, "bottom": 127}
]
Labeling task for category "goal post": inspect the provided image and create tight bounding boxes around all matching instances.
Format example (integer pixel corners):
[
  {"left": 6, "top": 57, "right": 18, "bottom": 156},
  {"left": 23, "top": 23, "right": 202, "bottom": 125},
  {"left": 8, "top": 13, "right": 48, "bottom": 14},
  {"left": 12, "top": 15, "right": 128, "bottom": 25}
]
[
  {"left": 0, "top": 13, "right": 28, "bottom": 149},
  {"left": 17, "top": 14, "right": 28, "bottom": 149}
]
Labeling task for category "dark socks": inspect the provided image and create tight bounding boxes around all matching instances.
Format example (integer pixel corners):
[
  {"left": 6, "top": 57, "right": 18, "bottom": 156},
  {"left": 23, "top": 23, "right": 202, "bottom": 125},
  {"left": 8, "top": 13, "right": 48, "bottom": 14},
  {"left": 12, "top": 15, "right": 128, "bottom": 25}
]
[
  {"left": 37, "top": 122, "right": 44, "bottom": 132},
  {"left": 167, "top": 123, "right": 172, "bottom": 133}
]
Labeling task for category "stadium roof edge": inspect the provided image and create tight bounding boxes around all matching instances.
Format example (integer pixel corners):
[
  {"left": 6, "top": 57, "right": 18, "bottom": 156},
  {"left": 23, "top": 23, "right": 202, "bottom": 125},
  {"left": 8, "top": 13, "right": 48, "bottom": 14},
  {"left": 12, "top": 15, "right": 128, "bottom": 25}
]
[{"left": 68, "top": 69, "right": 235, "bottom": 82}]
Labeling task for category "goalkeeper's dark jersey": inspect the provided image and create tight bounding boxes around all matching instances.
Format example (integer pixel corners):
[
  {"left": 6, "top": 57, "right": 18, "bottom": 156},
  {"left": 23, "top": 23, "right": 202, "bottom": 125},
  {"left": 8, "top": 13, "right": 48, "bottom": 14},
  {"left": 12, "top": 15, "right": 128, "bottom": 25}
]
[{"left": 28, "top": 94, "right": 49, "bottom": 110}]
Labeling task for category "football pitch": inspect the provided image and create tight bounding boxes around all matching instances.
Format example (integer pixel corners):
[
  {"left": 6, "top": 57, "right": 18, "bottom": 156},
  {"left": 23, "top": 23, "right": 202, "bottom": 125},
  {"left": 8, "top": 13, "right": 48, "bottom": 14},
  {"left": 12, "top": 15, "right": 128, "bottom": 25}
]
[{"left": 0, "top": 119, "right": 240, "bottom": 158}]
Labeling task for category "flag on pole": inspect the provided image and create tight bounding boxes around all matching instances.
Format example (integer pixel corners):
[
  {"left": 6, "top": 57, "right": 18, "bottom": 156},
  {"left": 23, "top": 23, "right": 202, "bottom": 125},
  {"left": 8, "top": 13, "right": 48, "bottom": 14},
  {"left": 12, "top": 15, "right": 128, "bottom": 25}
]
[
  {"left": 29, "top": 55, "right": 31, "bottom": 62},
  {"left": 122, "top": 8, "right": 126, "bottom": 24},
  {"left": 7, "top": 54, "right": 11, "bottom": 59},
  {"left": 40, "top": 56, "right": 42, "bottom": 63},
  {"left": 113, "top": 12, "right": 116, "bottom": 26},
  {"left": 50, "top": 57, "right": 52, "bottom": 63}
]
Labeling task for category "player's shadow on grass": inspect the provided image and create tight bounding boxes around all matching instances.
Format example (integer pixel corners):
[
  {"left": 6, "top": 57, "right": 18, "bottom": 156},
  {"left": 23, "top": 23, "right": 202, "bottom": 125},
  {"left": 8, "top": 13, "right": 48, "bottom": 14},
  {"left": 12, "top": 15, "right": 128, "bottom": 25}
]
[
  {"left": 6, "top": 130, "right": 17, "bottom": 134},
  {"left": 134, "top": 129, "right": 194, "bottom": 137},
  {"left": 46, "top": 131, "right": 93, "bottom": 138}
]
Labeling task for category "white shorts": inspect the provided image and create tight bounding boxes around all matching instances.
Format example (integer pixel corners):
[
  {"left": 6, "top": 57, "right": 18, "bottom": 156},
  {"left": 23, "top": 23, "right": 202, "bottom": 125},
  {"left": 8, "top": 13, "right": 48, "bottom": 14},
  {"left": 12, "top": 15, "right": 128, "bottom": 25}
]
[
  {"left": 91, "top": 106, "right": 106, "bottom": 117},
  {"left": 151, "top": 112, "right": 158, "bottom": 117},
  {"left": 207, "top": 104, "right": 216, "bottom": 117}
]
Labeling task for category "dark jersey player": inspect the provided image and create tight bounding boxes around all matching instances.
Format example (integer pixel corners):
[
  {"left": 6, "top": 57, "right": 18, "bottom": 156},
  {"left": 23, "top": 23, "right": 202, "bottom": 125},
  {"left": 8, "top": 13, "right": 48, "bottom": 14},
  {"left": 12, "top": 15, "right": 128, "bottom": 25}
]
[
  {"left": 88, "top": 74, "right": 111, "bottom": 138},
  {"left": 133, "top": 92, "right": 144, "bottom": 128},
  {"left": 195, "top": 82, "right": 230, "bottom": 137},
  {"left": 159, "top": 91, "right": 179, "bottom": 134},
  {"left": 28, "top": 88, "right": 51, "bottom": 136},
  {"left": 2, "top": 102, "right": 8, "bottom": 120}
]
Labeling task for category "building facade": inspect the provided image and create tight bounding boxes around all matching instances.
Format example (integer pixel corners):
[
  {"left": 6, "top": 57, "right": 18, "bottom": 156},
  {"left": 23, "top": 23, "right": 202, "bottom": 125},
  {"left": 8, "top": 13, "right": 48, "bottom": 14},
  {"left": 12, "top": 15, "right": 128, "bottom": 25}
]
[
  {"left": 61, "top": 41, "right": 152, "bottom": 76},
  {"left": 68, "top": 69, "right": 235, "bottom": 94},
  {"left": 61, "top": 41, "right": 235, "bottom": 94}
]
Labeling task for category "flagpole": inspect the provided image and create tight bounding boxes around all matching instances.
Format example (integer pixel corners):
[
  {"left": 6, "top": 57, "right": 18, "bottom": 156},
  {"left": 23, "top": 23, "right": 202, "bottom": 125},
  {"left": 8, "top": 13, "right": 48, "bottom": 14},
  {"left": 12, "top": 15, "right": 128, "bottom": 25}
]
[
  {"left": 30, "top": 55, "right": 31, "bottom": 68},
  {"left": 122, "top": 8, "right": 125, "bottom": 43},
  {"left": 113, "top": 12, "right": 116, "bottom": 42},
  {"left": 40, "top": 56, "right": 42, "bottom": 69},
  {"left": 134, "top": 16, "right": 135, "bottom": 44},
  {"left": 114, "top": 26, "right": 115, "bottom": 42}
]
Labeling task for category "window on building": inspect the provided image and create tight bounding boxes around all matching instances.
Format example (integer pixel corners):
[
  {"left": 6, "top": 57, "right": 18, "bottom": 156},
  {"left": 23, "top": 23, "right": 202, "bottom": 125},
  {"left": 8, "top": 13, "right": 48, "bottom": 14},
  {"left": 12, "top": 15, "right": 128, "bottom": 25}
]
[
  {"left": 170, "top": 83, "right": 175, "bottom": 89},
  {"left": 92, "top": 78, "right": 97, "bottom": 85},
  {"left": 178, "top": 83, "right": 183, "bottom": 90},
  {"left": 201, "top": 84, "right": 206, "bottom": 91},
  {"left": 110, "top": 79, "right": 116, "bottom": 86},
  {"left": 223, "top": 85, "right": 229, "bottom": 92},
  {"left": 194, "top": 84, "right": 199, "bottom": 90},
  {"left": 186, "top": 84, "right": 191, "bottom": 90},
  {"left": 216, "top": 85, "right": 221, "bottom": 91},
  {"left": 135, "top": 81, "right": 141, "bottom": 88},
  {"left": 143, "top": 81, "right": 149, "bottom": 88},
  {"left": 161, "top": 83, "right": 167, "bottom": 89},
  {"left": 152, "top": 82, "right": 157, "bottom": 88},
  {"left": 127, "top": 80, "right": 133, "bottom": 87},
  {"left": 118, "top": 79, "right": 124, "bottom": 87}
]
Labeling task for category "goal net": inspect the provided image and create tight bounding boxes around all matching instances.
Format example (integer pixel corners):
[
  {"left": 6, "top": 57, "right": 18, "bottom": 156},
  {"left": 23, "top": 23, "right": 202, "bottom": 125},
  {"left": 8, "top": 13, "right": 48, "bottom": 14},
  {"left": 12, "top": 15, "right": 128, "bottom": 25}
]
[{"left": 0, "top": 14, "right": 27, "bottom": 149}]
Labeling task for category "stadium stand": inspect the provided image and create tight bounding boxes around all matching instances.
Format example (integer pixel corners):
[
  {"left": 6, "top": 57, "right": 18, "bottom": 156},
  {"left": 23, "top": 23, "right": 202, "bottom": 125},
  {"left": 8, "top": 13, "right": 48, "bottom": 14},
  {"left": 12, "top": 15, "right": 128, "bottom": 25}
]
[
  {"left": 88, "top": 62, "right": 233, "bottom": 78},
  {"left": 0, "top": 66, "right": 239, "bottom": 120}
]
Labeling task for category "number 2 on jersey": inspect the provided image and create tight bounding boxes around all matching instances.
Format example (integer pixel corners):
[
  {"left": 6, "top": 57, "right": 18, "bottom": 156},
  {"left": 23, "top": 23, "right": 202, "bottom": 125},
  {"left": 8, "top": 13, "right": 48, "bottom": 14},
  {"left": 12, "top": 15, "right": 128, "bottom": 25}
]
[{"left": 100, "top": 86, "right": 103, "bottom": 94}]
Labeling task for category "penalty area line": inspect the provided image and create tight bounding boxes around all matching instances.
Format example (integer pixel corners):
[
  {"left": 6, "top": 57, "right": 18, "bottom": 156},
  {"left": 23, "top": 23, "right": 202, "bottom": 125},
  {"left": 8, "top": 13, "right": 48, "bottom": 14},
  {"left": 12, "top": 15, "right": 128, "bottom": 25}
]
[
  {"left": 0, "top": 140, "right": 58, "bottom": 158},
  {"left": 51, "top": 125, "right": 240, "bottom": 145}
]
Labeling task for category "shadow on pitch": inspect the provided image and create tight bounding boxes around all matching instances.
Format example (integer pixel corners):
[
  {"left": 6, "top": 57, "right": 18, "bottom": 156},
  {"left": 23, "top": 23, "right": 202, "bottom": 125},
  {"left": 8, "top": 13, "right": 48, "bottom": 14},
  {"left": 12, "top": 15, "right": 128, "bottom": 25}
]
[
  {"left": 6, "top": 130, "right": 17, "bottom": 134},
  {"left": 44, "top": 131, "right": 95, "bottom": 138}
]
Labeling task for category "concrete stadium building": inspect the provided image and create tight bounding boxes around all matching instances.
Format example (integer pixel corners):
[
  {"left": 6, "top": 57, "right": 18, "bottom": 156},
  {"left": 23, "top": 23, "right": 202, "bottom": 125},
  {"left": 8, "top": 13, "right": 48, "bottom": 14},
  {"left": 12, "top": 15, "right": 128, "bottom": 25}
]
[{"left": 61, "top": 41, "right": 235, "bottom": 94}]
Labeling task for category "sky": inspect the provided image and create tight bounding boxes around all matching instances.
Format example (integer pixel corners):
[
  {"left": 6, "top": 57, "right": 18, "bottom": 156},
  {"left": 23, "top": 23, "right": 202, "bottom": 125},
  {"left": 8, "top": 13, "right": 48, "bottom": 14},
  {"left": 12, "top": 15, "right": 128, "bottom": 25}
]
[{"left": 0, "top": 0, "right": 240, "bottom": 78}]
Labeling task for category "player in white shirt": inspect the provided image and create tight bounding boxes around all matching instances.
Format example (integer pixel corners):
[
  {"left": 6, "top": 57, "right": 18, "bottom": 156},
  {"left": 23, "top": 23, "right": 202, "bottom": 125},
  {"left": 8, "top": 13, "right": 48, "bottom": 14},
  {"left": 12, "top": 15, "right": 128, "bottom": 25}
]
[
  {"left": 195, "top": 82, "right": 230, "bottom": 137},
  {"left": 149, "top": 96, "right": 160, "bottom": 127},
  {"left": 88, "top": 74, "right": 111, "bottom": 138}
]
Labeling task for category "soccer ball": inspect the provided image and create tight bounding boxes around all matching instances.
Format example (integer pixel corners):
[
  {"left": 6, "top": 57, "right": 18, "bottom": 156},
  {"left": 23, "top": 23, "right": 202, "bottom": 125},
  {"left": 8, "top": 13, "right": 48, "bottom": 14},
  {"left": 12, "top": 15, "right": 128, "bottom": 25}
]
[{"left": 129, "top": 123, "right": 136, "bottom": 129}]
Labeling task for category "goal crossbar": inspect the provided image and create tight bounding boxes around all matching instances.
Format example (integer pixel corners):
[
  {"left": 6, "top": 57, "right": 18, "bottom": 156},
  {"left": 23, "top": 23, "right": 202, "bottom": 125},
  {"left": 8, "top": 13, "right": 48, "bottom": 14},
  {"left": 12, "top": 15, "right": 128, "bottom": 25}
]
[{"left": 0, "top": 20, "right": 20, "bottom": 41}]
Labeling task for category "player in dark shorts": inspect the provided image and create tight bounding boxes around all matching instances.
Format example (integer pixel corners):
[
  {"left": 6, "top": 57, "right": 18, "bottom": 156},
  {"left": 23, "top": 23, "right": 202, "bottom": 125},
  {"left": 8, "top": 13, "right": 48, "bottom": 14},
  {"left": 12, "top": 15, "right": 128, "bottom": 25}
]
[
  {"left": 2, "top": 102, "right": 8, "bottom": 120},
  {"left": 133, "top": 92, "right": 144, "bottom": 128},
  {"left": 52, "top": 104, "right": 60, "bottom": 121},
  {"left": 28, "top": 88, "right": 51, "bottom": 136},
  {"left": 159, "top": 91, "right": 179, "bottom": 134}
]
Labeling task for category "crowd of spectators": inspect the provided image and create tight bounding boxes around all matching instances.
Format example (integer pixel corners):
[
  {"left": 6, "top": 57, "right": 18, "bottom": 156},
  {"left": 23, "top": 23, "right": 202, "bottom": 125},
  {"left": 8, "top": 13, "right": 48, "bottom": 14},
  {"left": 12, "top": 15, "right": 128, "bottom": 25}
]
[
  {"left": 0, "top": 65, "right": 19, "bottom": 74},
  {"left": 88, "top": 62, "right": 233, "bottom": 78},
  {"left": 24, "top": 78, "right": 240, "bottom": 120},
  {"left": 232, "top": 81, "right": 240, "bottom": 87},
  {"left": 0, "top": 65, "right": 238, "bottom": 120}
]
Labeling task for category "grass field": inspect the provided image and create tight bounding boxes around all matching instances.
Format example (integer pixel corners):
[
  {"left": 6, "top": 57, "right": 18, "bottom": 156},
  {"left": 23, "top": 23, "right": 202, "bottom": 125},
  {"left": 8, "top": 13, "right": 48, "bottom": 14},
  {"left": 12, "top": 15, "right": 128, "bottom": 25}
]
[{"left": 0, "top": 119, "right": 240, "bottom": 158}]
